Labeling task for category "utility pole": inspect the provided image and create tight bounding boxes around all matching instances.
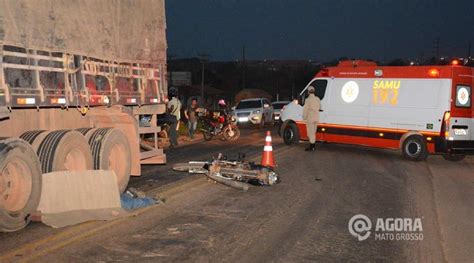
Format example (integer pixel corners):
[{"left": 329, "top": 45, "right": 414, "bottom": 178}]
[
  {"left": 198, "top": 54, "right": 209, "bottom": 105},
  {"left": 241, "top": 45, "right": 246, "bottom": 90}
]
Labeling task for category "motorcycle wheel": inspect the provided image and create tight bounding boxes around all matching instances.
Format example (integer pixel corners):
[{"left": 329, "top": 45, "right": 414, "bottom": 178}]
[
  {"left": 223, "top": 125, "right": 240, "bottom": 141},
  {"left": 203, "top": 131, "right": 213, "bottom": 141}
]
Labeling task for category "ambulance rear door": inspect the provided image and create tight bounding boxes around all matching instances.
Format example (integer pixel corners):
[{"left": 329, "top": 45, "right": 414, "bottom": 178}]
[{"left": 450, "top": 68, "right": 473, "bottom": 143}]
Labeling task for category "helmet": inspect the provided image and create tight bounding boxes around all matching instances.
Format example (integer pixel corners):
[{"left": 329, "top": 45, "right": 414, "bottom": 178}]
[
  {"left": 218, "top": 99, "right": 226, "bottom": 107},
  {"left": 168, "top": 88, "right": 177, "bottom": 97}
]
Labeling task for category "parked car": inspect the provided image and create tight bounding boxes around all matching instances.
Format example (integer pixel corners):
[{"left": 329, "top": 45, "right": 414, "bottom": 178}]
[
  {"left": 232, "top": 98, "right": 274, "bottom": 127},
  {"left": 272, "top": 101, "right": 291, "bottom": 121}
]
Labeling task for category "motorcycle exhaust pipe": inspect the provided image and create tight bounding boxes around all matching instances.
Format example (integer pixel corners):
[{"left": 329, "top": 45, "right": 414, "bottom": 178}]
[{"left": 207, "top": 173, "right": 249, "bottom": 192}]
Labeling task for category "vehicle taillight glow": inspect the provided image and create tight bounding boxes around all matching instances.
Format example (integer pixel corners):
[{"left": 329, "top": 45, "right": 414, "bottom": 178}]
[
  {"left": 443, "top": 111, "right": 450, "bottom": 138},
  {"left": 428, "top": 68, "right": 439, "bottom": 77}
]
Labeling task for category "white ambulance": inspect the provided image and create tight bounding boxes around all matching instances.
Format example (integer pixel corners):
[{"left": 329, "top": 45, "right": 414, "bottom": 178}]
[{"left": 280, "top": 60, "right": 474, "bottom": 161}]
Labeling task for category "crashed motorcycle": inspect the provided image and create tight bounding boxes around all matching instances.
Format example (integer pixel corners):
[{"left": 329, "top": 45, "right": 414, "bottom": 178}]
[
  {"left": 199, "top": 112, "right": 240, "bottom": 141},
  {"left": 173, "top": 153, "right": 279, "bottom": 191}
]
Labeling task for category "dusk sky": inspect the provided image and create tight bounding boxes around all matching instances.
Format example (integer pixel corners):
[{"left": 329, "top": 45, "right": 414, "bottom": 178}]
[{"left": 166, "top": 0, "right": 474, "bottom": 62}]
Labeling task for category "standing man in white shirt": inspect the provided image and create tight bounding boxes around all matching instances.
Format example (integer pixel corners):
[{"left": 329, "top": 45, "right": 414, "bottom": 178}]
[{"left": 167, "top": 89, "right": 182, "bottom": 147}]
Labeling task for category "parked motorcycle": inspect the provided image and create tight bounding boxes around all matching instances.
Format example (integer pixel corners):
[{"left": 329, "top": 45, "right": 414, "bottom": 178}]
[{"left": 199, "top": 111, "right": 240, "bottom": 141}]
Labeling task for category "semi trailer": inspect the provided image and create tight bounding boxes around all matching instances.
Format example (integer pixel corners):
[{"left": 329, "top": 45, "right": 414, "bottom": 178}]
[{"left": 0, "top": 0, "right": 168, "bottom": 231}]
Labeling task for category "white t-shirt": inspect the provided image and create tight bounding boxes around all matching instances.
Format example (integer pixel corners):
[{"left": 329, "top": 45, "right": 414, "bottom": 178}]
[{"left": 168, "top": 97, "right": 182, "bottom": 120}]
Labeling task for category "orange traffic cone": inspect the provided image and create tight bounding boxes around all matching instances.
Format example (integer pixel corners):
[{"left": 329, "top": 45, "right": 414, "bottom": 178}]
[{"left": 261, "top": 131, "right": 276, "bottom": 168}]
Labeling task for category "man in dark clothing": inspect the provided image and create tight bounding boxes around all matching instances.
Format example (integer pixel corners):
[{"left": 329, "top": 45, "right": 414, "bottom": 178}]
[{"left": 185, "top": 98, "right": 198, "bottom": 139}]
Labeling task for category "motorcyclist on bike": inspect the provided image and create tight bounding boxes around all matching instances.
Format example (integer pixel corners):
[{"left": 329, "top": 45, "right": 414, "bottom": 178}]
[
  {"left": 199, "top": 99, "right": 240, "bottom": 141},
  {"left": 218, "top": 99, "right": 232, "bottom": 120}
]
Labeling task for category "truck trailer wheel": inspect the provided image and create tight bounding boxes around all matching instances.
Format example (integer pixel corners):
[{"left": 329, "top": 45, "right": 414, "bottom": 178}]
[
  {"left": 0, "top": 138, "right": 42, "bottom": 232},
  {"left": 88, "top": 128, "right": 131, "bottom": 193},
  {"left": 282, "top": 122, "right": 300, "bottom": 145},
  {"left": 19, "top": 130, "right": 46, "bottom": 145},
  {"left": 37, "top": 130, "right": 93, "bottom": 173},
  {"left": 401, "top": 135, "right": 428, "bottom": 161}
]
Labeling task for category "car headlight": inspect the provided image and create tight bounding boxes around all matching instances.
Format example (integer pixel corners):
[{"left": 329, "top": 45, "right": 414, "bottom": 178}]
[{"left": 252, "top": 110, "right": 261, "bottom": 114}]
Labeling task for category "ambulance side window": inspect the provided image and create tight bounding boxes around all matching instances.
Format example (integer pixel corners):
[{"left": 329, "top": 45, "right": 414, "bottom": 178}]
[{"left": 309, "top": 79, "right": 328, "bottom": 100}]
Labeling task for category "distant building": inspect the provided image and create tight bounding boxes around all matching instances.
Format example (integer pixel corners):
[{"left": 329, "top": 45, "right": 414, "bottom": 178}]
[{"left": 168, "top": 71, "right": 192, "bottom": 87}]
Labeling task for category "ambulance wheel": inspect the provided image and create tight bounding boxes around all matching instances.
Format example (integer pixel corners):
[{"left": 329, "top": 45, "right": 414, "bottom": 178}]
[
  {"left": 88, "top": 128, "right": 131, "bottom": 193},
  {"left": 283, "top": 122, "right": 300, "bottom": 145},
  {"left": 0, "top": 138, "right": 42, "bottom": 232},
  {"left": 442, "top": 153, "right": 465, "bottom": 162},
  {"left": 402, "top": 135, "right": 428, "bottom": 161}
]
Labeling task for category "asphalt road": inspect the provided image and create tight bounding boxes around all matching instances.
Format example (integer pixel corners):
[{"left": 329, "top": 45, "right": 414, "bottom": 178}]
[{"left": 1, "top": 127, "right": 473, "bottom": 262}]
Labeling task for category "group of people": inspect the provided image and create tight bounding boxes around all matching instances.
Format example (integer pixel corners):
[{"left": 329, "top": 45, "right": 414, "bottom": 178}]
[
  {"left": 166, "top": 90, "right": 229, "bottom": 148},
  {"left": 166, "top": 90, "right": 199, "bottom": 148},
  {"left": 166, "top": 86, "right": 320, "bottom": 152}
]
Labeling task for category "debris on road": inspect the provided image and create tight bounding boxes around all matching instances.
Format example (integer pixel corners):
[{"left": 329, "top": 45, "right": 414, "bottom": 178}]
[{"left": 173, "top": 152, "right": 280, "bottom": 191}]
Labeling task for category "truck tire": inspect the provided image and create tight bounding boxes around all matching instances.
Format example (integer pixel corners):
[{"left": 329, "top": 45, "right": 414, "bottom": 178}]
[
  {"left": 37, "top": 130, "right": 93, "bottom": 173},
  {"left": 76, "top": 128, "right": 94, "bottom": 136},
  {"left": 401, "top": 135, "right": 428, "bottom": 161},
  {"left": 88, "top": 128, "right": 131, "bottom": 193},
  {"left": 283, "top": 122, "right": 300, "bottom": 145},
  {"left": 442, "top": 153, "right": 465, "bottom": 162},
  {"left": 19, "top": 130, "right": 46, "bottom": 145},
  {"left": 0, "top": 138, "right": 42, "bottom": 232}
]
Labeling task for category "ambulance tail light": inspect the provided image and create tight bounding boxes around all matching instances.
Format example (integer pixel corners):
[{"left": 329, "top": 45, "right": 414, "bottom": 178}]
[{"left": 443, "top": 111, "right": 451, "bottom": 138}]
